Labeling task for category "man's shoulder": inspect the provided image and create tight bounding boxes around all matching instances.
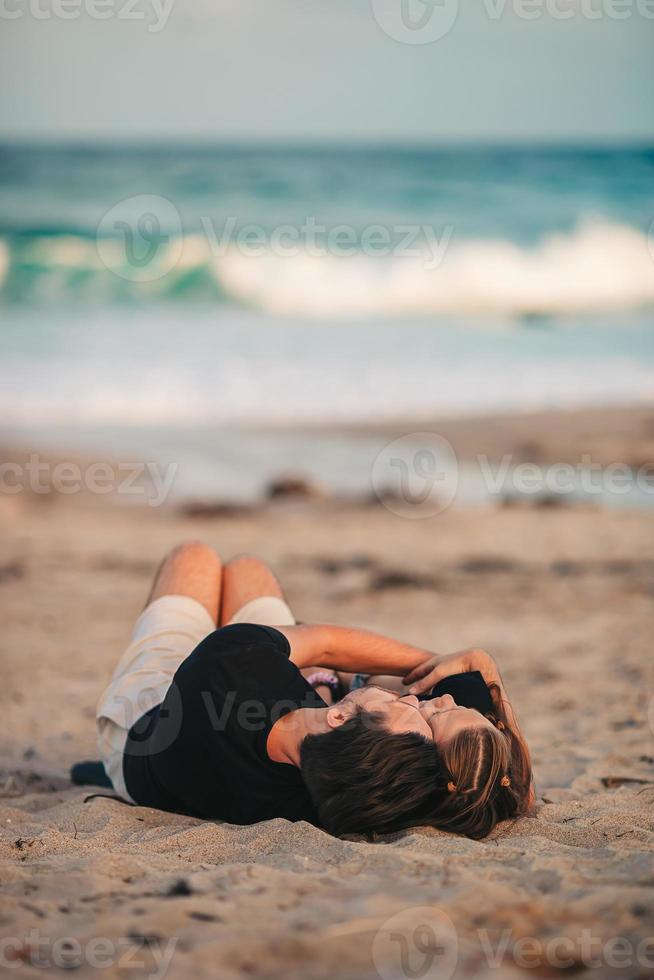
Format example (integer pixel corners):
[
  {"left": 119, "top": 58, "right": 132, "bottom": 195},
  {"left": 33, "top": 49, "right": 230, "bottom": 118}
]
[
  {"left": 214, "top": 623, "right": 291, "bottom": 652},
  {"left": 180, "top": 623, "right": 291, "bottom": 669},
  {"left": 170, "top": 624, "right": 297, "bottom": 709}
]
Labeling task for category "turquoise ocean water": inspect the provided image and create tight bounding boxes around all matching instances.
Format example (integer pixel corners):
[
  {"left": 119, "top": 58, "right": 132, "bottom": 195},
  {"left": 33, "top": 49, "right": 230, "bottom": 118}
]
[{"left": 1, "top": 143, "right": 653, "bottom": 500}]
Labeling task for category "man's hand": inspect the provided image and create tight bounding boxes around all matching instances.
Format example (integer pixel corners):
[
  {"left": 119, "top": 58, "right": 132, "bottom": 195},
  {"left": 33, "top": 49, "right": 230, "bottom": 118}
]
[{"left": 403, "top": 648, "right": 498, "bottom": 695}]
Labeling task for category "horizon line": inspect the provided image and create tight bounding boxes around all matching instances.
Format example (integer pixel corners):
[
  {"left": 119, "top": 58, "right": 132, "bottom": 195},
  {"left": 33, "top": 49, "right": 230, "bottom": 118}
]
[{"left": 1, "top": 135, "right": 653, "bottom": 152}]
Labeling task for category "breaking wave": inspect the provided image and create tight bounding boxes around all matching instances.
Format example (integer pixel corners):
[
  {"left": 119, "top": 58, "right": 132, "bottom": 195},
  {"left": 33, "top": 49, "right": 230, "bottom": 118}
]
[{"left": 2, "top": 220, "right": 653, "bottom": 317}]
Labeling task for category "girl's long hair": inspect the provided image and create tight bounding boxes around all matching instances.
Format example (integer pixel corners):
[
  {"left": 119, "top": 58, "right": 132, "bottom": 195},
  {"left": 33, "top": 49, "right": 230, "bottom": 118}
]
[{"left": 428, "top": 684, "right": 533, "bottom": 839}]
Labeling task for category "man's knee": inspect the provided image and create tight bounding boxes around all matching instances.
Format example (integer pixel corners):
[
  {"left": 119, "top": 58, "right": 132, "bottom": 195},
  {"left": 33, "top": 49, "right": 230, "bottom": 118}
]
[
  {"left": 148, "top": 541, "right": 222, "bottom": 619},
  {"left": 224, "top": 555, "right": 281, "bottom": 592},
  {"left": 167, "top": 540, "right": 221, "bottom": 570},
  {"left": 221, "top": 556, "right": 284, "bottom": 619},
  {"left": 225, "top": 554, "right": 270, "bottom": 576}
]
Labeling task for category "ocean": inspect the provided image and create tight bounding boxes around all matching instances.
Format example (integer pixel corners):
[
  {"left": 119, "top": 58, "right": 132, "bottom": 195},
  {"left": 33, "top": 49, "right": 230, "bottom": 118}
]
[{"left": 1, "top": 143, "right": 653, "bottom": 502}]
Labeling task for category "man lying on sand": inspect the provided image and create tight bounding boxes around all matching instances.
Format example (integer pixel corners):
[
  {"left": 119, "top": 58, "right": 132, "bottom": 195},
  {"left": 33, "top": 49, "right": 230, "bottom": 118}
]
[{"left": 87, "top": 541, "right": 533, "bottom": 838}]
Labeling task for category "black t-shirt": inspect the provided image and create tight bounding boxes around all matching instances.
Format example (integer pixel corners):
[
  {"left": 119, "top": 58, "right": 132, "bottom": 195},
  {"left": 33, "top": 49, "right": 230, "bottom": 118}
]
[{"left": 122, "top": 624, "right": 325, "bottom": 825}]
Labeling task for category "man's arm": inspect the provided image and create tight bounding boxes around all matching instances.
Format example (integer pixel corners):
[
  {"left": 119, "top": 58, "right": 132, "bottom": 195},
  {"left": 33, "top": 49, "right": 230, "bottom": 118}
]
[{"left": 277, "top": 624, "right": 433, "bottom": 676}]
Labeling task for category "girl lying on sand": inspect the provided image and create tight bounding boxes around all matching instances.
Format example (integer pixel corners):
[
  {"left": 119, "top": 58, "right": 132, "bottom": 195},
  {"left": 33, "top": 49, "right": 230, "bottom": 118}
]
[{"left": 80, "top": 541, "right": 533, "bottom": 839}]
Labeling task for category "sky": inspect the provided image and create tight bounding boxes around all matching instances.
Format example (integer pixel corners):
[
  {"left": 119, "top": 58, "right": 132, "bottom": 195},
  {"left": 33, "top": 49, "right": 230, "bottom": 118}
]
[{"left": 1, "top": 0, "right": 653, "bottom": 143}]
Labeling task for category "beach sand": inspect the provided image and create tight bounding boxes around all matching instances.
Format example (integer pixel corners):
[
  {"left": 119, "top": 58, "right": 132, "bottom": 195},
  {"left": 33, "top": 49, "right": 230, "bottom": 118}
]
[{"left": 1, "top": 407, "right": 653, "bottom": 979}]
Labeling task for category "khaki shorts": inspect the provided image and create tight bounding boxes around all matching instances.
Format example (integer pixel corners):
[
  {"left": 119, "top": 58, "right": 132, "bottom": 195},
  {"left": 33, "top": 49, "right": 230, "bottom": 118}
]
[{"left": 96, "top": 594, "right": 296, "bottom": 801}]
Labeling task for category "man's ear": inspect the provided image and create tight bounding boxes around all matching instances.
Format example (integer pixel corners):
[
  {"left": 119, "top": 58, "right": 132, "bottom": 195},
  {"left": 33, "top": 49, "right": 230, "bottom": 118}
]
[{"left": 326, "top": 701, "right": 356, "bottom": 729}]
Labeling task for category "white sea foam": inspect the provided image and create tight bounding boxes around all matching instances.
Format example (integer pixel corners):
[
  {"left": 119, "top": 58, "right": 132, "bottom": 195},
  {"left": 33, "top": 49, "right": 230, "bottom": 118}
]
[
  {"left": 214, "top": 221, "right": 654, "bottom": 317},
  {"left": 3, "top": 221, "right": 654, "bottom": 316}
]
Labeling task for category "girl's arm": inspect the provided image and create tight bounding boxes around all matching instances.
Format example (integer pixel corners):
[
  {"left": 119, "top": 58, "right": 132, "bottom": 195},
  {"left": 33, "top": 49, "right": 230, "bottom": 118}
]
[{"left": 279, "top": 624, "right": 433, "bottom": 676}]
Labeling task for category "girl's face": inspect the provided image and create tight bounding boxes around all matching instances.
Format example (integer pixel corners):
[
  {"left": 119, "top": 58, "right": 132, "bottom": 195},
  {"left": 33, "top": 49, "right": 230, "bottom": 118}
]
[
  {"left": 417, "top": 692, "right": 497, "bottom": 744},
  {"left": 335, "top": 687, "right": 496, "bottom": 745}
]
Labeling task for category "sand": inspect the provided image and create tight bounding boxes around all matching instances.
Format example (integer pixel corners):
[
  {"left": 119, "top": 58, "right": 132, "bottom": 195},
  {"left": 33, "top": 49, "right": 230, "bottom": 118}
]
[{"left": 1, "top": 408, "right": 653, "bottom": 979}]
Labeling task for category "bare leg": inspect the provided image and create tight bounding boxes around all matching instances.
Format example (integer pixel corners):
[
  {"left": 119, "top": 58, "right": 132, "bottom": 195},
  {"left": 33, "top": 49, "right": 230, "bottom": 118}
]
[
  {"left": 221, "top": 556, "right": 338, "bottom": 702},
  {"left": 146, "top": 541, "right": 222, "bottom": 625},
  {"left": 220, "top": 555, "right": 286, "bottom": 625}
]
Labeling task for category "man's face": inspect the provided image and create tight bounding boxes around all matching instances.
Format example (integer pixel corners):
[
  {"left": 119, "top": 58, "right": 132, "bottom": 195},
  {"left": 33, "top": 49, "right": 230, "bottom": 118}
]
[{"left": 334, "top": 686, "right": 496, "bottom": 745}]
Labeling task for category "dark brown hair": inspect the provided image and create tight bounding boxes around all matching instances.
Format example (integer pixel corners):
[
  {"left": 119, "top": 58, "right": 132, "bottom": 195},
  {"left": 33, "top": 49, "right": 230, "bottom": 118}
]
[
  {"left": 300, "top": 709, "right": 447, "bottom": 836},
  {"left": 301, "top": 690, "right": 533, "bottom": 840},
  {"left": 428, "top": 686, "right": 533, "bottom": 839}
]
